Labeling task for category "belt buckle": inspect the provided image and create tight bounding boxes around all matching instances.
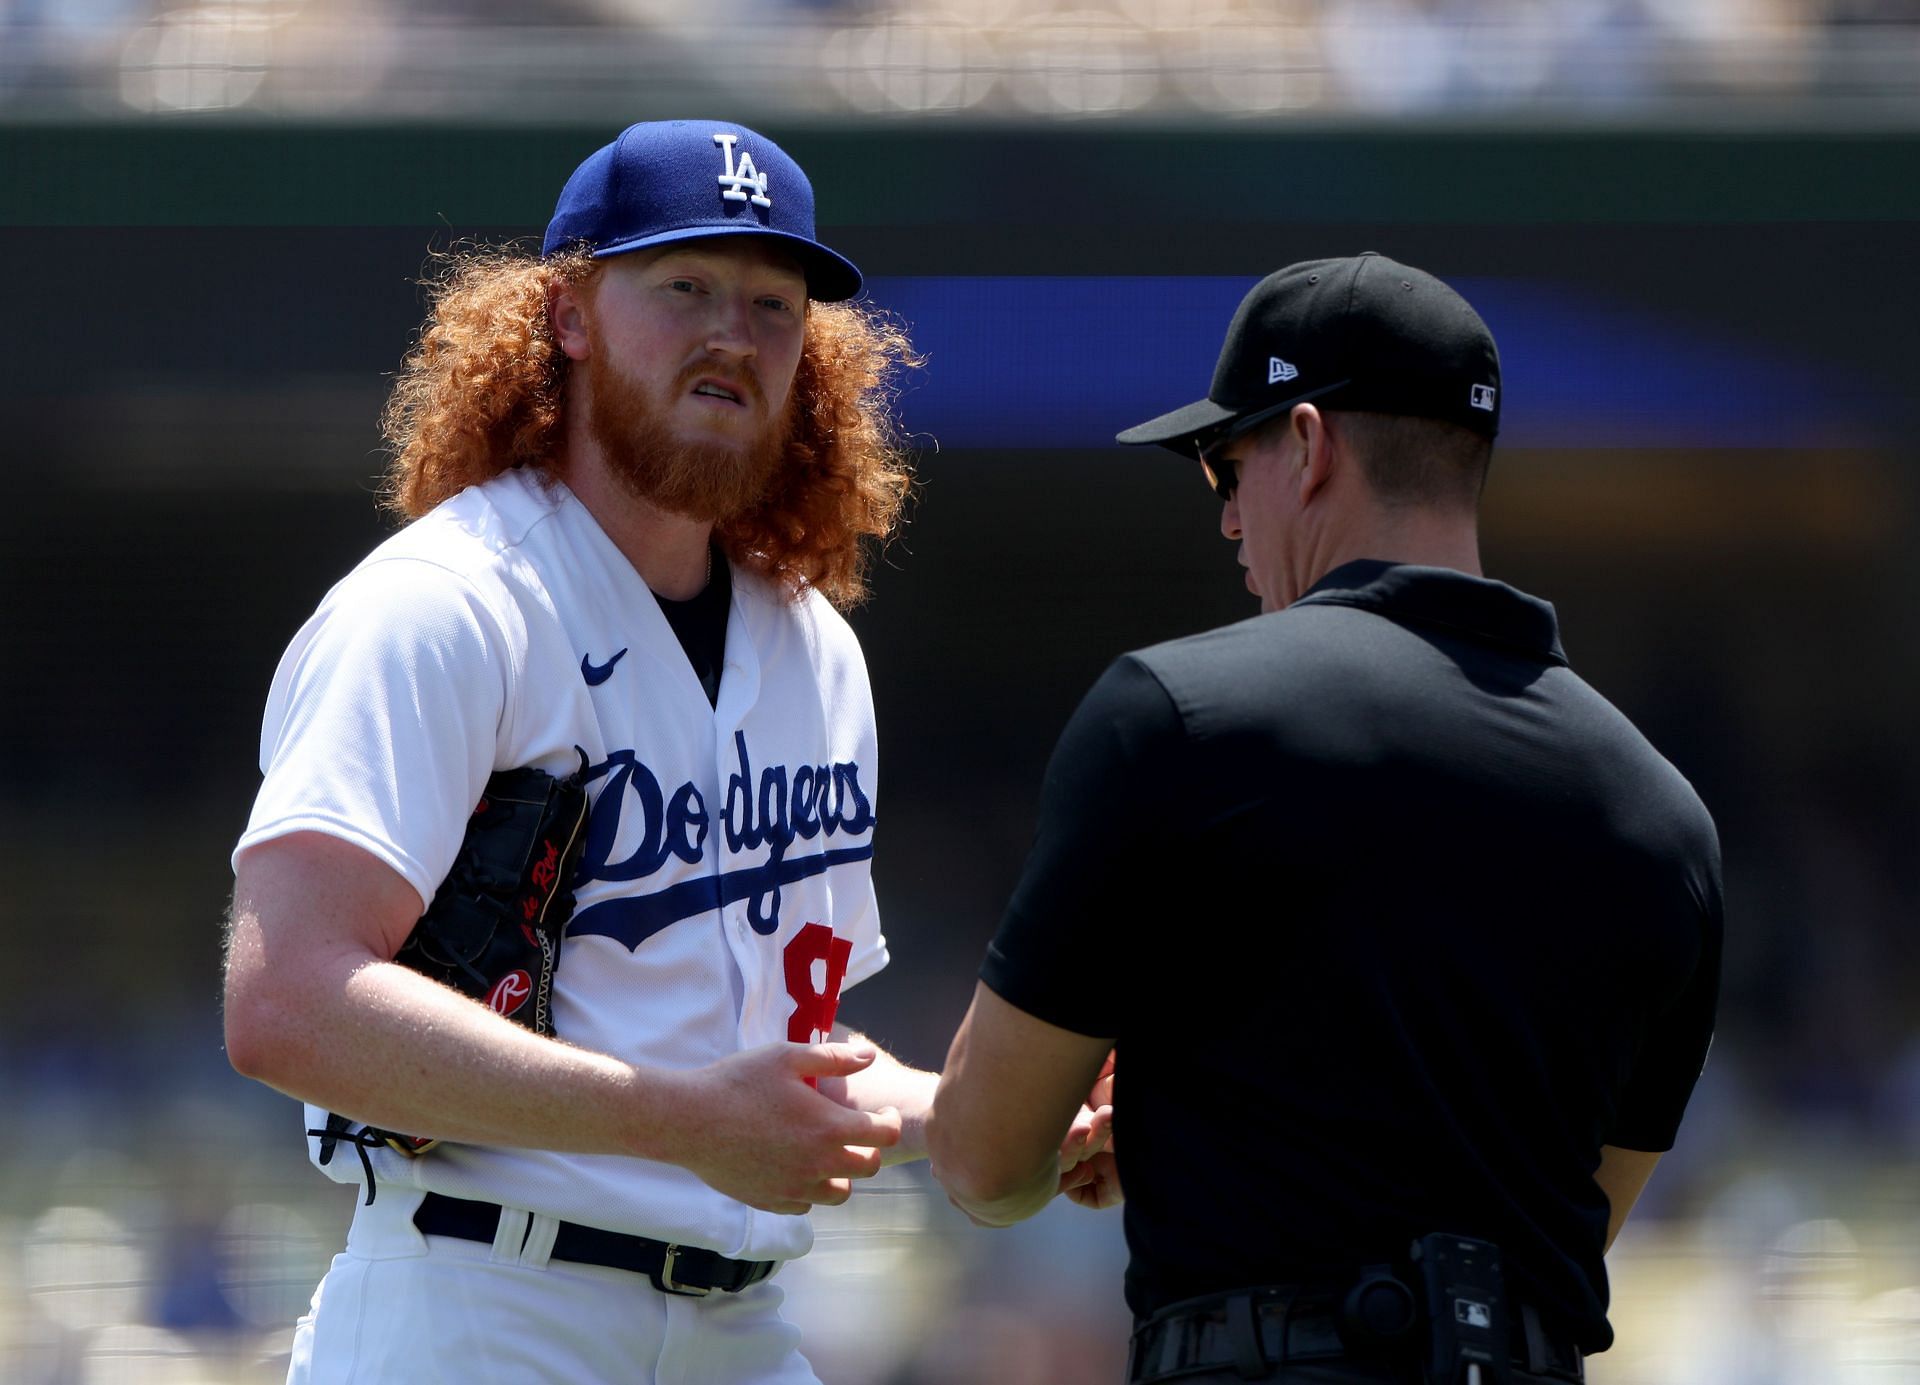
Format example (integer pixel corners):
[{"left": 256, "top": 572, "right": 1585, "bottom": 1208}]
[{"left": 657, "top": 1244, "right": 712, "bottom": 1298}]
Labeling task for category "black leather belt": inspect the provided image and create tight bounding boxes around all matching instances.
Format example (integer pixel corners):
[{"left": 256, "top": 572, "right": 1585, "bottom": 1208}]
[
  {"left": 1129, "top": 1285, "right": 1584, "bottom": 1383},
  {"left": 412, "top": 1192, "right": 778, "bottom": 1298},
  {"left": 1131, "top": 1286, "right": 1347, "bottom": 1381}
]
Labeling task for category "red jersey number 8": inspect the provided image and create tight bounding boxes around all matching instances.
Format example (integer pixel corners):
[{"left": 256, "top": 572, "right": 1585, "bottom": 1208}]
[{"left": 784, "top": 922, "right": 852, "bottom": 1044}]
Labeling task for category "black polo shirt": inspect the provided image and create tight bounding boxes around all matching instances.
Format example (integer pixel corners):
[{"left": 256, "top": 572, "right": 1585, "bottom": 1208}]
[{"left": 982, "top": 560, "right": 1722, "bottom": 1353}]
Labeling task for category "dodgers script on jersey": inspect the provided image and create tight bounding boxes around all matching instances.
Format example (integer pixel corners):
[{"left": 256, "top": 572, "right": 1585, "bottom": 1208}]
[{"left": 235, "top": 467, "right": 887, "bottom": 1264}]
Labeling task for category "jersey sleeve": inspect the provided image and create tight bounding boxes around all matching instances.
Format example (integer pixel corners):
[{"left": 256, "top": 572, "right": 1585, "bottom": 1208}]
[
  {"left": 811, "top": 592, "right": 889, "bottom": 993},
  {"left": 1607, "top": 827, "right": 1725, "bottom": 1152},
  {"left": 234, "top": 556, "right": 519, "bottom": 910},
  {"left": 835, "top": 877, "right": 890, "bottom": 995},
  {"left": 981, "top": 654, "right": 1186, "bottom": 1038}
]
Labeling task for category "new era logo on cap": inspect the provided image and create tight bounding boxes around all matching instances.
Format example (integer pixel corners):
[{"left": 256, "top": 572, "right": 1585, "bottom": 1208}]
[
  {"left": 1269, "top": 357, "right": 1299, "bottom": 385},
  {"left": 1470, "top": 384, "right": 1497, "bottom": 412}
]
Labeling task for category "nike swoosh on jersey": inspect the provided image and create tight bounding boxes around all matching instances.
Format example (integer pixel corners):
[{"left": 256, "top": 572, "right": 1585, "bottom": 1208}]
[{"left": 580, "top": 649, "right": 629, "bottom": 686}]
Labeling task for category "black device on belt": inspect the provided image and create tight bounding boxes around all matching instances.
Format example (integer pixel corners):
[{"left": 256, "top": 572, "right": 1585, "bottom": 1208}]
[
  {"left": 1128, "top": 1235, "right": 1583, "bottom": 1384},
  {"left": 412, "top": 1192, "right": 778, "bottom": 1298}
]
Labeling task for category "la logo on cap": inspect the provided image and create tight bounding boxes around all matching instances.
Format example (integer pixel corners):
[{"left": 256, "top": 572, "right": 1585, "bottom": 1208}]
[
  {"left": 713, "top": 133, "right": 771, "bottom": 209},
  {"left": 1268, "top": 357, "right": 1299, "bottom": 385}
]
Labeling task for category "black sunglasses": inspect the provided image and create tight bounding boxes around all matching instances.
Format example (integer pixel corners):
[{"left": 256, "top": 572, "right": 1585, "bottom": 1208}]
[{"left": 1199, "top": 447, "right": 1238, "bottom": 503}]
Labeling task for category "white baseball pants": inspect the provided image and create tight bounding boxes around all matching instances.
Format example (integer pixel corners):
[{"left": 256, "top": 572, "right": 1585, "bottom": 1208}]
[{"left": 287, "top": 1187, "right": 821, "bottom": 1385}]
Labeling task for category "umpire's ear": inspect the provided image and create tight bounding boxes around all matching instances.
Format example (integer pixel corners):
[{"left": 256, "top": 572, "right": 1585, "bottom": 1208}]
[
  {"left": 549, "top": 280, "right": 592, "bottom": 362},
  {"left": 1291, "top": 402, "right": 1334, "bottom": 508}
]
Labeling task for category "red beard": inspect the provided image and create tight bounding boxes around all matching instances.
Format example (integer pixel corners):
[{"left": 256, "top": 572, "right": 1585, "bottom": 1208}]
[{"left": 584, "top": 347, "right": 794, "bottom": 523}]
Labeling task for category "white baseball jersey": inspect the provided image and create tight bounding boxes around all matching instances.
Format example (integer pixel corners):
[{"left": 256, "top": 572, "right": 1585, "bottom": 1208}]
[{"left": 235, "top": 466, "right": 887, "bottom": 1264}]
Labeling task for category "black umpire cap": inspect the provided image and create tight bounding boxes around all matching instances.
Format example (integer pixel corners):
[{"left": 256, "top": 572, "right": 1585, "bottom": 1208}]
[{"left": 1117, "top": 252, "right": 1502, "bottom": 456}]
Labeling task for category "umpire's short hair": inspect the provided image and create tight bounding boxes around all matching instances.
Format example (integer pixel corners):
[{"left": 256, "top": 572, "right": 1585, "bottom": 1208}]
[{"left": 1244, "top": 408, "right": 1492, "bottom": 509}]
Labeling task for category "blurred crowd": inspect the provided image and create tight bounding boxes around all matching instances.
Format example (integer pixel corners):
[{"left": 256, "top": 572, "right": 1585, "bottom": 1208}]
[{"left": 3, "top": 0, "right": 1919, "bottom": 119}]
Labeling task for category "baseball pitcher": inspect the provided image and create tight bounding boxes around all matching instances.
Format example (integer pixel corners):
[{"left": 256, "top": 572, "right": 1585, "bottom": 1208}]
[{"left": 224, "top": 120, "right": 1110, "bottom": 1384}]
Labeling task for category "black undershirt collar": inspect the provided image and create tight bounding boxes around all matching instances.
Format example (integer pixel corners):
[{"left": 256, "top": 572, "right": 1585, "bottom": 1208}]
[{"left": 652, "top": 546, "right": 731, "bottom": 709}]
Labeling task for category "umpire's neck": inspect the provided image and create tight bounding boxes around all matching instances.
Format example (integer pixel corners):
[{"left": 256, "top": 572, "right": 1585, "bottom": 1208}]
[{"left": 1240, "top": 403, "right": 1484, "bottom": 614}]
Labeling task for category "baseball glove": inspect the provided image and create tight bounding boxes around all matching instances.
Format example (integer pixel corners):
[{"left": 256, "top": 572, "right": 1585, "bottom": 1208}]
[{"left": 311, "top": 760, "right": 590, "bottom": 1200}]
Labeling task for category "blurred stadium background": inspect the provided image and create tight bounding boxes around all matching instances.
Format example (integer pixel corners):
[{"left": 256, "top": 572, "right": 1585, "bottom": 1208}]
[{"left": 3, "top": 1, "right": 1918, "bottom": 1381}]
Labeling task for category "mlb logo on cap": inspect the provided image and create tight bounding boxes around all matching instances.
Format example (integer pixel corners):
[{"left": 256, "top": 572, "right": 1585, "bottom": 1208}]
[{"left": 541, "top": 119, "right": 862, "bottom": 302}]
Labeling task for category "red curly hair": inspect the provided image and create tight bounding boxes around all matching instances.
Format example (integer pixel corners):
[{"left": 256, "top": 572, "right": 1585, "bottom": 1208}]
[{"left": 380, "top": 245, "right": 918, "bottom": 609}]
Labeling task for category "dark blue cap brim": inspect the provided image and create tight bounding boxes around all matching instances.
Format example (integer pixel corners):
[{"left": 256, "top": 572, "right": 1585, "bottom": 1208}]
[{"left": 586, "top": 224, "right": 863, "bottom": 303}]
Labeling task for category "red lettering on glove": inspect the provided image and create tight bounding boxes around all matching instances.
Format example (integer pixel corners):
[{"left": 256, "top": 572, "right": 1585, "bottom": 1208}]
[{"left": 530, "top": 840, "right": 560, "bottom": 892}]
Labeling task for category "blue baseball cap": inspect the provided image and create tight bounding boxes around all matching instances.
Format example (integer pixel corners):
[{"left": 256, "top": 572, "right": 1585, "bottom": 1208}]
[{"left": 541, "top": 119, "right": 862, "bottom": 303}]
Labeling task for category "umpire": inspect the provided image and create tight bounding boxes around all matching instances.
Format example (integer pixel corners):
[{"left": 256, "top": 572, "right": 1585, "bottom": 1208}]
[{"left": 925, "top": 253, "right": 1722, "bottom": 1384}]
